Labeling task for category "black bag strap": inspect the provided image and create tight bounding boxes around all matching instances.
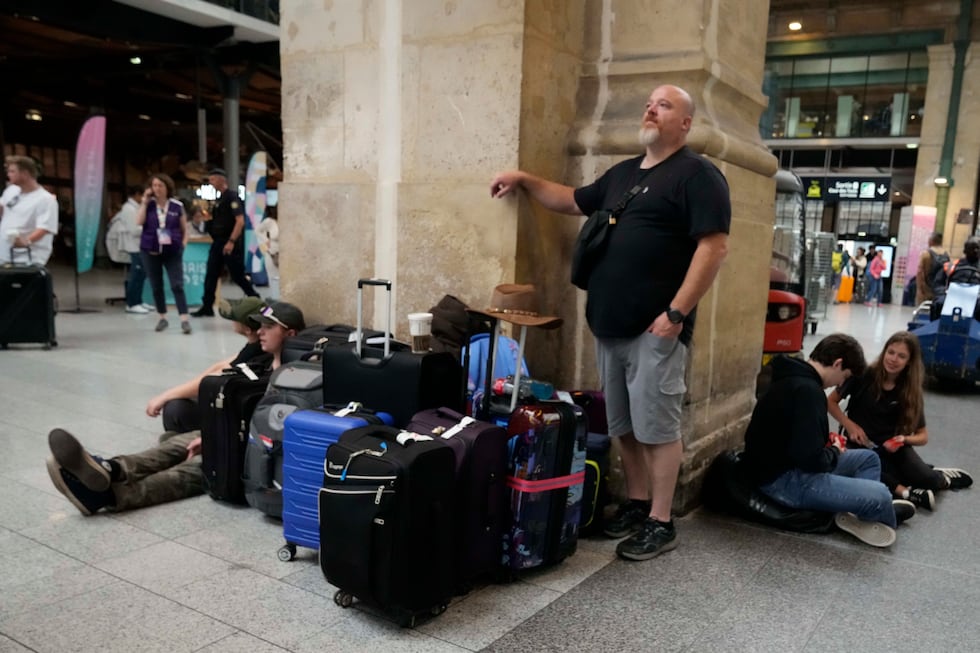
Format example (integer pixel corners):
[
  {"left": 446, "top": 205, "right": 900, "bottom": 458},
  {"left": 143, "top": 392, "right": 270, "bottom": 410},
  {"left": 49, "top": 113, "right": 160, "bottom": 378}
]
[{"left": 609, "top": 163, "right": 657, "bottom": 219}]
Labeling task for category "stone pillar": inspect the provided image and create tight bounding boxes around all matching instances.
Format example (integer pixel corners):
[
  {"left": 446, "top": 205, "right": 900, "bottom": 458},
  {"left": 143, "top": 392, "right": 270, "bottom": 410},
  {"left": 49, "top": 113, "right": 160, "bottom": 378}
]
[
  {"left": 914, "top": 43, "right": 980, "bottom": 254},
  {"left": 279, "top": 0, "right": 776, "bottom": 513}
]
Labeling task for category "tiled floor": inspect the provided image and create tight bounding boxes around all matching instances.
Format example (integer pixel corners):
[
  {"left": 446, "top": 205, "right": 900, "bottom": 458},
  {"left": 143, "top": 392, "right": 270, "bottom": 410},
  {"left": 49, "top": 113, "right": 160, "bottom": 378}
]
[{"left": 1, "top": 265, "right": 977, "bottom": 652}]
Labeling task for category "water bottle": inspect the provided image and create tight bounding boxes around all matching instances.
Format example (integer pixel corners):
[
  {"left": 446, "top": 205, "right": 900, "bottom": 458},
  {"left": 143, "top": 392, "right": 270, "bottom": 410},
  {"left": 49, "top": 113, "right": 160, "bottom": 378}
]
[{"left": 492, "top": 375, "right": 554, "bottom": 401}]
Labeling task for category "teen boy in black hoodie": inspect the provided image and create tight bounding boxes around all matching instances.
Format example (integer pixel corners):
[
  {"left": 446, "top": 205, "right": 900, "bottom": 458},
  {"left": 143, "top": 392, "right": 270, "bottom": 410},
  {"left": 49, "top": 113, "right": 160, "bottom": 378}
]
[{"left": 743, "top": 333, "right": 913, "bottom": 547}]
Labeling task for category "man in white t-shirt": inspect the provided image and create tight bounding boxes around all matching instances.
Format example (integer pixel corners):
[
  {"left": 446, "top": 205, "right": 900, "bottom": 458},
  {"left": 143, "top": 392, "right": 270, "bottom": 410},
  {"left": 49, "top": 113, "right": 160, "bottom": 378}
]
[{"left": 0, "top": 155, "right": 59, "bottom": 265}]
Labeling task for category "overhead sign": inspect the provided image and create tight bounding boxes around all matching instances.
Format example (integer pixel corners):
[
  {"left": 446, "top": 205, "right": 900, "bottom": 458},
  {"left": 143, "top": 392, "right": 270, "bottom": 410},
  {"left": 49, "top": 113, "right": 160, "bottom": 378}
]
[{"left": 800, "top": 176, "right": 891, "bottom": 203}]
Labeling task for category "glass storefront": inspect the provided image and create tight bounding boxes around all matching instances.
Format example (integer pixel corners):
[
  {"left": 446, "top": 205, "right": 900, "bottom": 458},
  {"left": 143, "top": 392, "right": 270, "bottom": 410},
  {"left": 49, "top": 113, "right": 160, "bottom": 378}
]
[{"left": 763, "top": 51, "right": 928, "bottom": 140}]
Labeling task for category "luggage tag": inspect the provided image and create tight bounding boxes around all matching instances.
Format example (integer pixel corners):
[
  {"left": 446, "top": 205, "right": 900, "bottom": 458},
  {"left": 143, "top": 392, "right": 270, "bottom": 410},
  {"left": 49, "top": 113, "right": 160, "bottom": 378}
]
[
  {"left": 395, "top": 430, "right": 434, "bottom": 446},
  {"left": 157, "top": 228, "right": 172, "bottom": 246},
  {"left": 439, "top": 416, "right": 475, "bottom": 439},
  {"left": 236, "top": 363, "right": 260, "bottom": 381},
  {"left": 332, "top": 401, "right": 363, "bottom": 417}
]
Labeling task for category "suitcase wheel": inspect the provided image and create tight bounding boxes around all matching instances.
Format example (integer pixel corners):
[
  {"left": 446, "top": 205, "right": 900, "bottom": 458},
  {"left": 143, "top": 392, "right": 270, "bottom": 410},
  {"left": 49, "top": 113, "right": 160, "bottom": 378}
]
[
  {"left": 431, "top": 604, "right": 447, "bottom": 616},
  {"left": 277, "top": 543, "right": 296, "bottom": 562},
  {"left": 334, "top": 591, "right": 353, "bottom": 608}
]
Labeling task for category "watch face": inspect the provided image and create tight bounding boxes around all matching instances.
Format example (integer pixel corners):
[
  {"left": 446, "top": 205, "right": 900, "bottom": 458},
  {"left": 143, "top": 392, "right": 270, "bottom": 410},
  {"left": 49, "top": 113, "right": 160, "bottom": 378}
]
[{"left": 668, "top": 309, "right": 684, "bottom": 324}]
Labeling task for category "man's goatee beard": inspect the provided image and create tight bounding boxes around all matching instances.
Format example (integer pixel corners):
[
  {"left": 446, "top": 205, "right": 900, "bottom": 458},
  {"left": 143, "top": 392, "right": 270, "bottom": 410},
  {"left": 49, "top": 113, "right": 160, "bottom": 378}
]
[{"left": 638, "top": 126, "right": 658, "bottom": 146}]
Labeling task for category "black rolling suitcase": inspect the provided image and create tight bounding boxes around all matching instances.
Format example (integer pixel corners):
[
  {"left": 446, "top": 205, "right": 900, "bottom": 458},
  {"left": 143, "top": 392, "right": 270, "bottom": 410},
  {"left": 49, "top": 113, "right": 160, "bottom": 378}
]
[
  {"left": 406, "top": 407, "right": 510, "bottom": 591},
  {"left": 281, "top": 323, "right": 389, "bottom": 364},
  {"left": 320, "top": 279, "right": 463, "bottom": 427},
  {"left": 199, "top": 361, "right": 271, "bottom": 503},
  {"left": 319, "top": 424, "right": 456, "bottom": 626},
  {"left": 0, "top": 248, "right": 57, "bottom": 349}
]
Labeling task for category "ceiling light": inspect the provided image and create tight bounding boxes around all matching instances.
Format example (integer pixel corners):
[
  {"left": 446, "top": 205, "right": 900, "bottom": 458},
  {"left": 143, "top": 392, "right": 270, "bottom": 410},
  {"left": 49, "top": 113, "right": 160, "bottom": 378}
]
[
  {"left": 934, "top": 177, "right": 951, "bottom": 188},
  {"left": 172, "top": 120, "right": 180, "bottom": 125},
  {"left": 906, "top": 143, "right": 918, "bottom": 149},
  {"left": 138, "top": 114, "right": 151, "bottom": 120},
  {"left": 63, "top": 100, "right": 79, "bottom": 108},
  {"left": 175, "top": 93, "right": 192, "bottom": 100},
  {"left": 788, "top": 21, "right": 802, "bottom": 31},
  {"left": 130, "top": 56, "right": 142, "bottom": 65},
  {"left": 25, "top": 109, "right": 42, "bottom": 121}
]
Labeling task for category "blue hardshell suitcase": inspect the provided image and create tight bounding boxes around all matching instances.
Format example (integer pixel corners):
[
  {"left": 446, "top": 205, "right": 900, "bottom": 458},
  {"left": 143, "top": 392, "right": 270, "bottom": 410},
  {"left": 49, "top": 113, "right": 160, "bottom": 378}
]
[{"left": 277, "top": 404, "right": 393, "bottom": 561}]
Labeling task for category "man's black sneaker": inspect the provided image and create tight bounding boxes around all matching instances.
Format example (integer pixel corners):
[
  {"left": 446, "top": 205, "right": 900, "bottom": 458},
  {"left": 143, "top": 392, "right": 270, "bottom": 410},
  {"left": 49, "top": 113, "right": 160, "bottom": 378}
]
[
  {"left": 908, "top": 488, "right": 935, "bottom": 511},
  {"left": 45, "top": 458, "right": 113, "bottom": 516},
  {"left": 190, "top": 307, "right": 214, "bottom": 317},
  {"left": 48, "top": 428, "right": 112, "bottom": 491},
  {"left": 892, "top": 499, "right": 916, "bottom": 524},
  {"left": 603, "top": 500, "right": 650, "bottom": 539},
  {"left": 936, "top": 468, "right": 973, "bottom": 490},
  {"left": 616, "top": 518, "right": 677, "bottom": 561}
]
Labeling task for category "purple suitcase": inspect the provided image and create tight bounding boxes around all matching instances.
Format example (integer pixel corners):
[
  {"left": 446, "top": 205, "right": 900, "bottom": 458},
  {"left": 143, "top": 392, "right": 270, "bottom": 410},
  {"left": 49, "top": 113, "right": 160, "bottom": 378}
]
[{"left": 406, "top": 407, "right": 510, "bottom": 589}]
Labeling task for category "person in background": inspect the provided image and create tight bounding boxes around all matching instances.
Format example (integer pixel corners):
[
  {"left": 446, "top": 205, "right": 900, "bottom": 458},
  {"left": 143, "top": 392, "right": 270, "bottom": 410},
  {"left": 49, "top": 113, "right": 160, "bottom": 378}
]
[
  {"left": 136, "top": 173, "right": 191, "bottom": 334},
  {"left": 108, "top": 185, "right": 150, "bottom": 313},
  {"left": 864, "top": 250, "right": 886, "bottom": 306},
  {"left": 915, "top": 232, "right": 949, "bottom": 306},
  {"left": 188, "top": 204, "right": 209, "bottom": 236},
  {"left": 256, "top": 205, "right": 280, "bottom": 270},
  {"left": 0, "top": 155, "right": 59, "bottom": 266},
  {"left": 191, "top": 168, "right": 260, "bottom": 317},
  {"left": 44, "top": 301, "right": 305, "bottom": 516},
  {"left": 828, "top": 331, "right": 972, "bottom": 511},
  {"left": 146, "top": 296, "right": 267, "bottom": 433}
]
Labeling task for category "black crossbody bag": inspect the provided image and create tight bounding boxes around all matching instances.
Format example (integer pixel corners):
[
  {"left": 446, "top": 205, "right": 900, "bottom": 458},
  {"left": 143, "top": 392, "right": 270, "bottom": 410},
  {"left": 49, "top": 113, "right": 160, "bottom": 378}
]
[{"left": 570, "top": 164, "right": 655, "bottom": 290}]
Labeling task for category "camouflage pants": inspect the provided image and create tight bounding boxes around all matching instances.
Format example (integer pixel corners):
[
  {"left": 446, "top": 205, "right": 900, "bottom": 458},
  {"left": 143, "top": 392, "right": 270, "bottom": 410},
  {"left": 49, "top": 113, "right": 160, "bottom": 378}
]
[{"left": 109, "top": 431, "right": 205, "bottom": 511}]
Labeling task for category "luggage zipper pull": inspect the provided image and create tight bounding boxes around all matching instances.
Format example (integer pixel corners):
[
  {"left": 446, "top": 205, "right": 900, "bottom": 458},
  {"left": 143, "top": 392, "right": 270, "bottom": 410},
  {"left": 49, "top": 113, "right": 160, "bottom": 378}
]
[
  {"left": 215, "top": 391, "right": 224, "bottom": 409},
  {"left": 375, "top": 485, "right": 384, "bottom": 504}
]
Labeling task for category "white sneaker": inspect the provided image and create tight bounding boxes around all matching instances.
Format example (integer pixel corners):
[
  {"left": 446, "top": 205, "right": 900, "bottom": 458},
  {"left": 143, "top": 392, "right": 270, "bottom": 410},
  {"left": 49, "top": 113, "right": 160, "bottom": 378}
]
[
  {"left": 125, "top": 305, "right": 150, "bottom": 314},
  {"left": 141, "top": 303, "right": 156, "bottom": 311},
  {"left": 834, "top": 512, "right": 896, "bottom": 547}
]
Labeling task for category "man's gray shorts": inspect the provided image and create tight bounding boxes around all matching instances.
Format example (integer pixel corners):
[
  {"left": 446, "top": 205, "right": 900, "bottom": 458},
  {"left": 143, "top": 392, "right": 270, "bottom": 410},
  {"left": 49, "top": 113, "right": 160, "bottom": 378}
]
[{"left": 595, "top": 331, "right": 687, "bottom": 444}]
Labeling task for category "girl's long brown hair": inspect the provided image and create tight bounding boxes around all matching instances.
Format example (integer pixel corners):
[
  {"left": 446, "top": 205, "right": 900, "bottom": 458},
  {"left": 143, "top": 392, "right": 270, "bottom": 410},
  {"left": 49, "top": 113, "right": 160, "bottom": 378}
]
[{"left": 868, "top": 331, "right": 924, "bottom": 434}]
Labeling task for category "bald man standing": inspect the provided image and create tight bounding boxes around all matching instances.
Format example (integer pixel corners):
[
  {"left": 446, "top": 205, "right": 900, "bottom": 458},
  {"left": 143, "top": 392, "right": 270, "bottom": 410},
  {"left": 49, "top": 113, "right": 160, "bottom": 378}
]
[{"left": 490, "top": 85, "right": 731, "bottom": 561}]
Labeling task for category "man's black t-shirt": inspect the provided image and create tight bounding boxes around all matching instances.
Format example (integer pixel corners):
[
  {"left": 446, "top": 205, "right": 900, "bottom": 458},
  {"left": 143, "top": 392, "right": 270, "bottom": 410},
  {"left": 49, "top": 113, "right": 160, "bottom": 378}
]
[
  {"left": 208, "top": 190, "right": 244, "bottom": 240},
  {"left": 573, "top": 147, "right": 731, "bottom": 344}
]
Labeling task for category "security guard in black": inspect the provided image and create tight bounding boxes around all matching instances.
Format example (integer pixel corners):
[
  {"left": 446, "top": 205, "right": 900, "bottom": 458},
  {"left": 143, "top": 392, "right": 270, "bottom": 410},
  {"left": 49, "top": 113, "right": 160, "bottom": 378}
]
[{"left": 192, "top": 168, "right": 260, "bottom": 317}]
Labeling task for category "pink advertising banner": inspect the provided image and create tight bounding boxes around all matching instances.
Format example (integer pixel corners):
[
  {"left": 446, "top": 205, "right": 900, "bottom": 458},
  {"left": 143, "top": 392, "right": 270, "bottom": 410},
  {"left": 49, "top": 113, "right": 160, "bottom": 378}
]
[{"left": 73, "top": 116, "right": 106, "bottom": 273}]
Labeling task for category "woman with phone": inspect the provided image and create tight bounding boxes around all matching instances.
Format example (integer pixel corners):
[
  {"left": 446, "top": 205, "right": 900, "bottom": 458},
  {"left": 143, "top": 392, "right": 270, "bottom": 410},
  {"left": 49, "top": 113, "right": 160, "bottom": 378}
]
[{"left": 135, "top": 173, "right": 191, "bottom": 334}]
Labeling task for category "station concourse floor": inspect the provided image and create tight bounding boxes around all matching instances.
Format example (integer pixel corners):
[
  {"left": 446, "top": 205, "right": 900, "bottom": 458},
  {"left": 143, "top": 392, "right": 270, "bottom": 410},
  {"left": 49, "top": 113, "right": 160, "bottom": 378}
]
[{"left": 1, "top": 265, "right": 977, "bottom": 652}]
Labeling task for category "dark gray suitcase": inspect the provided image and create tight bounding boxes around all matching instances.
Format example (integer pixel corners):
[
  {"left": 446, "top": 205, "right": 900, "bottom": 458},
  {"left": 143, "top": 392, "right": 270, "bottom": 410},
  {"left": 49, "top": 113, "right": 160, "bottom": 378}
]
[{"left": 0, "top": 253, "right": 57, "bottom": 349}]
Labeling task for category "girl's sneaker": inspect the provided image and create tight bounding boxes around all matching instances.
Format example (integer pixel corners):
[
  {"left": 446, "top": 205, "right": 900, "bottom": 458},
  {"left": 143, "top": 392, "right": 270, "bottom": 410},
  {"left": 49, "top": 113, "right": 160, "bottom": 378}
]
[{"left": 908, "top": 488, "right": 935, "bottom": 511}]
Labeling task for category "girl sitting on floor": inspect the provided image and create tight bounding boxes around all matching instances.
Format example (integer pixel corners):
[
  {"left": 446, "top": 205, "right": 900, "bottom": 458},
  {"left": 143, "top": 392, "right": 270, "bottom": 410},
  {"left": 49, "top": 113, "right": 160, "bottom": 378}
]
[{"left": 828, "top": 330, "right": 972, "bottom": 510}]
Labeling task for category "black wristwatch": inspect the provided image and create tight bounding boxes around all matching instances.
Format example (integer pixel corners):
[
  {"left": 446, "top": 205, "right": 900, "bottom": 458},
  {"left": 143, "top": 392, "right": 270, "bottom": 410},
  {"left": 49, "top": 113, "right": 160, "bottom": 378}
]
[{"left": 666, "top": 307, "right": 686, "bottom": 324}]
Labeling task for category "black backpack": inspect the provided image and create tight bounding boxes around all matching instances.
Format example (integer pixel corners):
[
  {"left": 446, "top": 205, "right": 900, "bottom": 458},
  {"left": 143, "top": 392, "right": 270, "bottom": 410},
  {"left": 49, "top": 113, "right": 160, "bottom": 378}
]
[
  {"left": 243, "top": 361, "right": 324, "bottom": 517},
  {"left": 929, "top": 250, "right": 951, "bottom": 294}
]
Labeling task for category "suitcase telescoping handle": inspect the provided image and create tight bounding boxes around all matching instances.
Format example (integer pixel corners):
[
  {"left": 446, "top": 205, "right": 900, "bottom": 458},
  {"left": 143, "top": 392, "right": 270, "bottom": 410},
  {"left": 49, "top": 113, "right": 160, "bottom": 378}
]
[
  {"left": 9, "top": 245, "right": 32, "bottom": 264},
  {"left": 478, "top": 317, "right": 528, "bottom": 415},
  {"left": 355, "top": 278, "right": 392, "bottom": 358}
]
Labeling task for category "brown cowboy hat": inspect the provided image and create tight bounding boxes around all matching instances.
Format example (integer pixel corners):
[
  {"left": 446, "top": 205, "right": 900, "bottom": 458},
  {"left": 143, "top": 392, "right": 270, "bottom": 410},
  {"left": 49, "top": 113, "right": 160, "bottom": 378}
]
[{"left": 468, "top": 284, "right": 563, "bottom": 329}]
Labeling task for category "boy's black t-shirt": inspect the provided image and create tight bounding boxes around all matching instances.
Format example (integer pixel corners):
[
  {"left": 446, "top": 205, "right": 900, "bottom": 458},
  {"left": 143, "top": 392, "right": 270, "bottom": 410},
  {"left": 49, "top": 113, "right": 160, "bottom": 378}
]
[{"left": 573, "top": 147, "right": 731, "bottom": 345}]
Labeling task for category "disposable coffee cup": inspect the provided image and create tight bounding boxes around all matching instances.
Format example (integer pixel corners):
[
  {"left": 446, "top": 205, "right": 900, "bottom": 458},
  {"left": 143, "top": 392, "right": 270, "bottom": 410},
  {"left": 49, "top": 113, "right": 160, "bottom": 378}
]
[{"left": 407, "top": 312, "right": 433, "bottom": 353}]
